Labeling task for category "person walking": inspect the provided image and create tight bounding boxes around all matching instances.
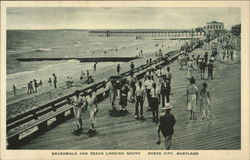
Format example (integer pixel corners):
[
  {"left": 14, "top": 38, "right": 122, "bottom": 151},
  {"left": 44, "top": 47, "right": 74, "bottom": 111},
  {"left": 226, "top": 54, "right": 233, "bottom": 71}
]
[
  {"left": 33, "top": 79, "right": 38, "bottom": 93},
  {"left": 196, "top": 55, "right": 201, "bottom": 69},
  {"left": 230, "top": 50, "right": 234, "bottom": 62},
  {"left": 130, "top": 62, "right": 135, "bottom": 70},
  {"left": 178, "top": 54, "right": 183, "bottom": 70},
  {"left": 200, "top": 58, "right": 206, "bottom": 80},
  {"left": 86, "top": 90, "right": 98, "bottom": 132},
  {"left": 156, "top": 66, "right": 166, "bottom": 82},
  {"left": 105, "top": 79, "right": 118, "bottom": 111},
  {"left": 207, "top": 60, "right": 214, "bottom": 80},
  {"left": 27, "top": 81, "right": 31, "bottom": 94},
  {"left": 129, "top": 72, "right": 137, "bottom": 102},
  {"left": 119, "top": 79, "right": 130, "bottom": 111},
  {"left": 87, "top": 70, "right": 90, "bottom": 78},
  {"left": 71, "top": 90, "right": 86, "bottom": 132},
  {"left": 156, "top": 103, "right": 176, "bottom": 150},
  {"left": 144, "top": 76, "right": 153, "bottom": 111},
  {"left": 134, "top": 81, "right": 146, "bottom": 120},
  {"left": 166, "top": 66, "right": 172, "bottom": 86},
  {"left": 39, "top": 80, "right": 43, "bottom": 88},
  {"left": 200, "top": 83, "right": 211, "bottom": 120},
  {"left": 144, "top": 69, "right": 153, "bottom": 80},
  {"left": 187, "top": 77, "right": 199, "bottom": 120},
  {"left": 30, "top": 81, "right": 34, "bottom": 94},
  {"left": 53, "top": 73, "right": 57, "bottom": 89},
  {"left": 93, "top": 62, "right": 97, "bottom": 72},
  {"left": 13, "top": 85, "right": 16, "bottom": 95},
  {"left": 150, "top": 82, "right": 160, "bottom": 122},
  {"left": 160, "top": 78, "right": 171, "bottom": 107},
  {"left": 204, "top": 52, "right": 208, "bottom": 64},
  {"left": 187, "top": 58, "right": 194, "bottom": 80},
  {"left": 117, "top": 64, "right": 121, "bottom": 75}
]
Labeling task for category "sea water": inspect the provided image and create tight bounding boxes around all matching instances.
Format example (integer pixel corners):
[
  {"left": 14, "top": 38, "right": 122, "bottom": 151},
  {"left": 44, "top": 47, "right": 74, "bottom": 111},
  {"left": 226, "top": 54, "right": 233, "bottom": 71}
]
[
  {"left": 7, "top": 30, "right": 182, "bottom": 93},
  {"left": 6, "top": 30, "right": 155, "bottom": 92}
]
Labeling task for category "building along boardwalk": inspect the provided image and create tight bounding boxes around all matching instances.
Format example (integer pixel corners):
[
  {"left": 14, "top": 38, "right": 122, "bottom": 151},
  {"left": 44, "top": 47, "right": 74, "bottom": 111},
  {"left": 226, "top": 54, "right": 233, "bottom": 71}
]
[{"left": 19, "top": 48, "right": 240, "bottom": 150}]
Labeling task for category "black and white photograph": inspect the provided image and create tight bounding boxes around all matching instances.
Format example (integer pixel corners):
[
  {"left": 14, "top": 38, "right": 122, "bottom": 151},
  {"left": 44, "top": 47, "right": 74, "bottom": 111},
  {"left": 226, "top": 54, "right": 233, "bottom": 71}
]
[{"left": 1, "top": 1, "right": 249, "bottom": 160}]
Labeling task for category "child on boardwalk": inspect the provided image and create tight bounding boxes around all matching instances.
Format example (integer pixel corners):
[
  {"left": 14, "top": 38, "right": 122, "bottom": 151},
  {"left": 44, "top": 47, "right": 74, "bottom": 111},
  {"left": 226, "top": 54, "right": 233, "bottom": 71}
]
[{"left": 200, "top": 83, "right": 211, "bottom": 120}]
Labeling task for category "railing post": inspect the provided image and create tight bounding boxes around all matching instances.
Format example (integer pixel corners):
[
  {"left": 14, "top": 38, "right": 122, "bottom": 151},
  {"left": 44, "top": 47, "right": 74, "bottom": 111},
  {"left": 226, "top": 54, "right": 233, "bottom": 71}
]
[
  {"left": 34, "top": 112, "right": 38, "bottom": 120},
  {"left": 56, "top": 112, "right": 65, "bottom": 124},
  {"left": 52, "top": 104, "right": 56, "bottom": 112},
  {"left": 37, "top": 121, "right": 48, "bottom": 133}
]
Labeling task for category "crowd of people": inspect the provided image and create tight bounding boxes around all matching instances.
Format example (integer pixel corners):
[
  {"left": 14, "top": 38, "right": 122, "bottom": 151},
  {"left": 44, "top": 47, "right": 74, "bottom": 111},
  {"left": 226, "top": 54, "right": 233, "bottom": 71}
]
[
  {"left": 68, "top": 34, "right": 240, "bottom": 150},
  {"left": 26, "top": 79, "right": 43, "bottom": 94},
  {"left": 10, "top": 33, "right": 239, "bottom": 149}
]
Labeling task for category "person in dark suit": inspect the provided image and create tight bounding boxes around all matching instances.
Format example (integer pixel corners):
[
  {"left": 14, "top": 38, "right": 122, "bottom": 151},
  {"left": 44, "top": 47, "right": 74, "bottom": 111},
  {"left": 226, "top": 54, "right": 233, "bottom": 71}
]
[{"left": 157, "top": 103, "right": 176, "bottom": 150}]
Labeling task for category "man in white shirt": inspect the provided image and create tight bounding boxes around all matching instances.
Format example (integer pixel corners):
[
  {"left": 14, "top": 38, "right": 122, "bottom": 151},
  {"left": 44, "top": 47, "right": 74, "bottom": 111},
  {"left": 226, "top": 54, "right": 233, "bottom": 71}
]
[
  {"left": 135, "top": 81, "right": 146, "bottom": 120},
  {"left": 150, "top": 82, "right": 161, "bottom": 122},
  {"left": 156, "top": 66, "right": 166, "bottom": 82}
]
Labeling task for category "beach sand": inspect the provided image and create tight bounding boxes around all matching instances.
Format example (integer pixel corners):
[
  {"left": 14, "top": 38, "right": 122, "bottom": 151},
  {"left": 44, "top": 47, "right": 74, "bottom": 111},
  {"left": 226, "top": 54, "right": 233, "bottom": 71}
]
[{"left": 7, "top": 38, "right": 185, "bottom": 119}]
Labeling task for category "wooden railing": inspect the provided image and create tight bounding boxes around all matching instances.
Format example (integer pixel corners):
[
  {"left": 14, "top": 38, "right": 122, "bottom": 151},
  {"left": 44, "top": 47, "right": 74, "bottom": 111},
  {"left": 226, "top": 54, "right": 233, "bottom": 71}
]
[{"left": 6, "top": 44, "right": 197, "bottom": 148}]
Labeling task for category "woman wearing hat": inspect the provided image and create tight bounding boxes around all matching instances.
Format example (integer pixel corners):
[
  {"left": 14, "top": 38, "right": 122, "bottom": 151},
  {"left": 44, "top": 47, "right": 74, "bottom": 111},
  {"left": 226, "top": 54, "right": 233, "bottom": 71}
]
[
  {"left": 106, "top": 78, "right": 119, "bottom": 111},
  {"left": 157, "top": 103, "right": 176, "bottom": 150},
  {"left": 71, "top": 90, "right": 86, "bottom": 132},
  {"left": 187, "top": 57, "right": 194, "bottom": 80},
  {"left": 186, "top": 77, "right": 199, "bottom": 120},
  {"left": 200, "top": 83, "right": 211, "bottom": 120},
  {"left": 86, "top": 89, "right": 98, "bottom": 132}
]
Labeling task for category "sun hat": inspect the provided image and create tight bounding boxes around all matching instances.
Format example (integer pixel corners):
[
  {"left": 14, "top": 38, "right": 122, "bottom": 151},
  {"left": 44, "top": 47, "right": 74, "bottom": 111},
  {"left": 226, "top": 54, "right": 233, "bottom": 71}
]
[{"left": 162, "top": 103, "right": 173, "bottom": 110}]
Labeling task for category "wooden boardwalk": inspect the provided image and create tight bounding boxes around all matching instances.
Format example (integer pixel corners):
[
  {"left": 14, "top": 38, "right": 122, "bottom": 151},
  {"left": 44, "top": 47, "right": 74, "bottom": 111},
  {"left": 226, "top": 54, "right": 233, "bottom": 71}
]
[{"left": 20, "top": 49, "right": 241, "bottom": 150}]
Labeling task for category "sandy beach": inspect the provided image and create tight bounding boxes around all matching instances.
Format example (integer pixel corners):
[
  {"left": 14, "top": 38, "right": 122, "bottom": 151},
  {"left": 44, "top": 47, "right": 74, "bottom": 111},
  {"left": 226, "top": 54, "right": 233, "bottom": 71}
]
[{"left": 7, "top": 38, "right": 186, "bottom": 119}]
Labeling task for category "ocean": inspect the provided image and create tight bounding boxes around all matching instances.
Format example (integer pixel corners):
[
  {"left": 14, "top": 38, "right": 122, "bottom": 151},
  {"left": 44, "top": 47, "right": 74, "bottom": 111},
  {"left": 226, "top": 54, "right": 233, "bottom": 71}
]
[{"left": 6, "top": 30, "right": 163, "bottom": 92}]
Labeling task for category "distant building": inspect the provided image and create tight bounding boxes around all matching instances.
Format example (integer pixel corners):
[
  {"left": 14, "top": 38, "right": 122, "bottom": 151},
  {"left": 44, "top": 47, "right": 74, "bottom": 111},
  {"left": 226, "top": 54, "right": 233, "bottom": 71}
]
[{"left": 204, "top": 21, "right": 224, "bottom": 33}]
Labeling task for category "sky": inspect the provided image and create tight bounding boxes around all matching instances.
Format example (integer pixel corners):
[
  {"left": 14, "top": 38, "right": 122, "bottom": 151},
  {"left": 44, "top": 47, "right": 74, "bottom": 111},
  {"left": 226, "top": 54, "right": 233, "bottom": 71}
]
[{"left": 7, "top": 7, "right": 240, "bottom": 30}]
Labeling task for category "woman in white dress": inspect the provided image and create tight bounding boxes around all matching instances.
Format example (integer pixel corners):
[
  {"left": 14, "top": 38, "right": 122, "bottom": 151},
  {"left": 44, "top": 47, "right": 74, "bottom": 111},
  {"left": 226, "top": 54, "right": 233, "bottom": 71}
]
[
  {"left": 86, "top": 90, "right": 98, "bottom": 132},
  {"left": 187, "top": 58, "right": 194, "bottom": 80},
  {"left": 71, "top": 90, "right": 86, "bottom": 132},
  {"left": 200, "top": 83, "right": 211, "bottom": 120},
  {"left": 187, "top": 77, "right": 199, "bottom": 120}
]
